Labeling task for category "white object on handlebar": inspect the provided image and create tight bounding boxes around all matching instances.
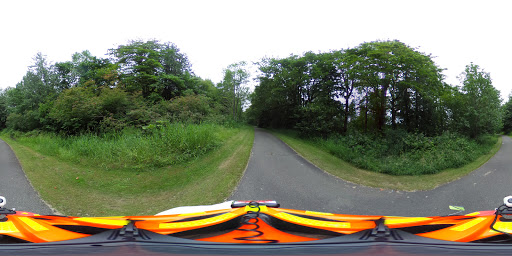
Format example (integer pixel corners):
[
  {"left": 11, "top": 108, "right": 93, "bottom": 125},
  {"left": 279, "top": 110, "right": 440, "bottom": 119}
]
[
  {"left": 504, "top": 196, "right": 512, "bottom": 207},
  {"left": 156, "top": 201, "right": 234, "bottom": 215},
  {"left": 0, "top": 196, "right": 6, "bottom": 208}
]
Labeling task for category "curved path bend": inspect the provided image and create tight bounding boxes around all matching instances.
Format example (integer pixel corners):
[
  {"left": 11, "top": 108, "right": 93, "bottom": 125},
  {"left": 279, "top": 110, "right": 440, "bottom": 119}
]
[
  {"left": 0, "top": 139, "right": 53, "bottom": 214},
  {"left": 230, "top": 128, "right": 512, "bottom": 216}
]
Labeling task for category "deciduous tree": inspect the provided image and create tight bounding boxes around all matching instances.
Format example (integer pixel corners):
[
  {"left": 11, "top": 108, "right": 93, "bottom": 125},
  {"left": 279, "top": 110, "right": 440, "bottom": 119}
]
[
  {"left": 219, "top": 62, "right": 250, "bottom": 121},
  {"left": 456, "top": 63, "right": 502, "bottom": 137}
]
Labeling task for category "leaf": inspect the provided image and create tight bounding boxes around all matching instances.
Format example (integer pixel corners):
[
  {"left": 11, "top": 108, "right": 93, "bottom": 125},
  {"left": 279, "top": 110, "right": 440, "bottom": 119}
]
[{"left": 449, "top": 205, "right": 465, "bottom": 211}]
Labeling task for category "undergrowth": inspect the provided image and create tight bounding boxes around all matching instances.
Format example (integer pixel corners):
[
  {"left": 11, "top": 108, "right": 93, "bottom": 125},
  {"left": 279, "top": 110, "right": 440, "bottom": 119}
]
[
  {"left": 304, "top": 130, "right": 497, "bottom": 175},
  {"left": 6, "top": 122, "right": 227, "bottom": 171}
]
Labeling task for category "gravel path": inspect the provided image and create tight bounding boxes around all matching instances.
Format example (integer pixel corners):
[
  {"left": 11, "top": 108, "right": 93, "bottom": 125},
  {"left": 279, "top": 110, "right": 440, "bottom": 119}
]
[{"left": 230, "top": 128, "right": 511, "bottom": 216}]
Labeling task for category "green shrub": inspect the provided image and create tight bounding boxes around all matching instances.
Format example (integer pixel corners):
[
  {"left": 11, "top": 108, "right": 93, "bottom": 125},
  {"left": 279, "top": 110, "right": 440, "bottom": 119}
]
[
  {"left": 314, "top": 131, "right": 496, "bottom": 175},
  {"left": 49, "top": 87, "right": 101, "bottom": 134},
  {"left": 6, "top": 110, "right": 41, "bottom": 132},
  {"left": 98, "top": 87, "right": 131, "bottom": 118},
  {"left": 99, "top": 114, "right": 127, "bottom": 133},
  {"left": 160, "top": 95, "right": 212, "bottom": 124}
]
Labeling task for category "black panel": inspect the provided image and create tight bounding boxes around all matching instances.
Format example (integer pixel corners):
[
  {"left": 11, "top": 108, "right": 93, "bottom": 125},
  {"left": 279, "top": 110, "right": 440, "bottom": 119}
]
[
  {"left": 396, "top": 224, "right": 454, "bottom": 234},
  {"left": 54, "top": 225, "right": 112, "bottom": 235},
  {"left": 473, "top": 234, "right": 512, "bottom": 243},
  {"left": 167, "top": 213, "right": 224, "bottom": 223},
  {"left": 259, "top": 213, "right": 344, "bottom": 239},
  {"left": 168, "top": 216, "right": 242, "bottom": 239},
  {"left": 283, "top": 213, "right": 345, "bottom": 222},
  {"left": 0, "top": 235, "right": 31, "bottom": 244}
]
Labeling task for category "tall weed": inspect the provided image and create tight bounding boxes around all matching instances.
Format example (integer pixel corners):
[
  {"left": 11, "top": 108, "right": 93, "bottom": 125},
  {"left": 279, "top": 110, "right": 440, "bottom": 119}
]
[{"left": 10, "top": 123, "right": 227, "bottom": 171}]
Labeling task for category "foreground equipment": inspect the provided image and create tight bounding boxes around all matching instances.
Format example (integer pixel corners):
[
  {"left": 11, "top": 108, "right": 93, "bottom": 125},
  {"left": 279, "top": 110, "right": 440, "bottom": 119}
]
[{"left": 3, "top": 197, "right": 512, "bottom": 255}]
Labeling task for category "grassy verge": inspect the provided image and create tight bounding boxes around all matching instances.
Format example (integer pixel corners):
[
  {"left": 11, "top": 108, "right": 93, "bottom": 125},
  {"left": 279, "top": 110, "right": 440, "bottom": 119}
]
[
  {"left": 271, "top": 130, "right": 502, "bottom": 191},
  {"left": 1, "top": 125, "right": 254, "bottom": 216},
  {"left": 10, "top": 123, "right": 223, "bottom": 171}
]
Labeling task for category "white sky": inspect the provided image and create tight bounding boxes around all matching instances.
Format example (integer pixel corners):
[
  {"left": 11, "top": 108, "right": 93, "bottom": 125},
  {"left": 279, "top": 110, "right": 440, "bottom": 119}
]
[{"left": 1, "top": 0, "right": 511, "bottom": 99}]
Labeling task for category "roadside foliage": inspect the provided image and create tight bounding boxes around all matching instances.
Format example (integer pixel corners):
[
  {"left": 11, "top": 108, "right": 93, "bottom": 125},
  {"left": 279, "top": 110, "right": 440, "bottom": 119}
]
[
  {"left": 0, "top": 40, "right": 248, "bottom": 134},
  {"left": 0, "top": 39, "right": 506, "bottom": 176},
  {"left": 247, "top": 40, "right": 503, "bottom": 175}
]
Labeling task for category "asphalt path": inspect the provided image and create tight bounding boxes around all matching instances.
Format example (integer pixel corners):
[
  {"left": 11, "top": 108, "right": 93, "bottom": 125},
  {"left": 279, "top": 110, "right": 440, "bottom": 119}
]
[
  {"left": 230, "top": 128, "right": 512, "bottom": 216},
  {"left": 0, "top": 139, "right": 53, "bottom": 214}
]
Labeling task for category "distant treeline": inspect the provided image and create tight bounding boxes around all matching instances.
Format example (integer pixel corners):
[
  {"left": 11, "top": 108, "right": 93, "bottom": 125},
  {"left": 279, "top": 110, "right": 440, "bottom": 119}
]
[
  {"left": 0, "top": 40, "right": 250, "bottom": 134},
  {"left": 247, "top": 40, "right": 504, "bottom": 138},
  {"left": 1, "top": 39, "right": 510, "bottom": 139}
]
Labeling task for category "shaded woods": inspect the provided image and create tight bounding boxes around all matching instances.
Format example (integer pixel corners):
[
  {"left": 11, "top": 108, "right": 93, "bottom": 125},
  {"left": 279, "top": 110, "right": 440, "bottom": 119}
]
[
  {"left": 0, "top": 39, "right": 506, "bottom": 175},
  {"left": 248, "top": 40, "right": 501, "bottom": 138},
  {"left": 0, "top": 40, "right": 250, "bottom": 135},
  {"left": 247, "top": 40, "right": 503, "bottom": 175}
]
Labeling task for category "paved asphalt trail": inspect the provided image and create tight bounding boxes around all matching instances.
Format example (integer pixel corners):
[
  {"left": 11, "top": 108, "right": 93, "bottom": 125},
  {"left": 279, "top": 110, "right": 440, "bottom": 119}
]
[
  {"left": 230, "top": 128, "right": 512, "bottom": 216},
  {"left": 0, "top": 139, "right": 53, "bottom": 214}
]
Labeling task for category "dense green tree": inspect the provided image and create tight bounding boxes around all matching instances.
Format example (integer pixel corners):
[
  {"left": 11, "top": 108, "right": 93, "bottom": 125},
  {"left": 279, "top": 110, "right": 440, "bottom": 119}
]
[
  {"left": 5, "top": 53, "right": 59, "bottom": 130},
  {"left": 0, "top": 90, "right": 8, "bottom": 129},
  {"left": 294, "top": 52, "right": 342, "bottom": 136},
  {"left": 349, "top": 40, "right": 445, "bottom": 134},
  {"left": 54, "top": 50, "right": 118, "bottom": 91},
  {"left": 110, "top": 40, "right": 163, "bottom": 99},
  {"left": 503, "top": 94, "right": 512, "bottom": 134},
  {"left": 248, "top": 56, "right": 302, "bottom": 128},
  {"left": 249, "top": 40, "right": 447, "bottom": 136},
  {"left": 1, "top": 40, "right": 245, "bottom": 133},
  {"left": 454, "top": 63, "right": 501, "bottom": 137},
  {"left": 2, "top": 38, "right": 504, "bottom": 144},
  {"left": 109, "top": 40, "right": 192, "bottom": 101},
  {"left": 331, "top": 49, "right": 358, "bottom": 133},
  {"left": 218, "top": 62, "right": 250, "bottom": 121}
]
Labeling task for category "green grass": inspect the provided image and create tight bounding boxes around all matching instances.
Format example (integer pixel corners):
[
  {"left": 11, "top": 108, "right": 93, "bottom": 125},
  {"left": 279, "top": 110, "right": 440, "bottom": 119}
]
[
  {"left": 1, "top": 125, "right": 254, "bottom": 216},
  {"left": 271, "top": 130, "right": 502, "bottom": 191},
  {"left": 11, "top": 123, "right": 222, "bottom": 171}
]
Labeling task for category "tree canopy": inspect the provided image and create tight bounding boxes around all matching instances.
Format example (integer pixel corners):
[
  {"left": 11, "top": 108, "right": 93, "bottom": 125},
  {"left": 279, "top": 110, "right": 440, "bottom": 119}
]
[
  {"left": 109, "top": 40, "right": 192, "bottom": 101},
  {"left": 248, "top": 40, "right": 502, "bottom": 138},
  {"left": 0, "top": 40, "right": 241, "bottom": 134},
  {"left": 0, "top": 39, "right": 504, "bottom": 139}
]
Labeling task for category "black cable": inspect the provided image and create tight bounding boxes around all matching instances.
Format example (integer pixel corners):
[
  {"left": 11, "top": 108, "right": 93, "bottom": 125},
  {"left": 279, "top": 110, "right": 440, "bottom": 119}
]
[
  {"left": 234, "top": 201, "right": 278, "bottom": 243},
  {"left": 489, "top": 204, "right": 512, "bottom": 242}
]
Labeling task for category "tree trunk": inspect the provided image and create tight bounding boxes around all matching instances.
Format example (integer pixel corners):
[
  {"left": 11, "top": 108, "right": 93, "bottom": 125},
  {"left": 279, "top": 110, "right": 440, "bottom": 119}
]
[
  {"left": 233, "top": 85, "right": 237, "bottom": 121},
  {"left": 391, "top": 104, "right": 396, "bottom": 129},
  {"left": 342, "top": 82, "right": 354, "bottom": 134},
  {"left": 344, "top": 97, "right": 350, "bottom": 133},
  {"left": 404, "top": 90, "right": 410, "bottom": 132},
  {"left": 364, "top": 97, "right": 368, "bottom": 133},
  {"left": 415, "top": 92, "right": 419, "bottom": 130},
  {"left": 378, "top": 85, "right": 388, "bottom": 131}
]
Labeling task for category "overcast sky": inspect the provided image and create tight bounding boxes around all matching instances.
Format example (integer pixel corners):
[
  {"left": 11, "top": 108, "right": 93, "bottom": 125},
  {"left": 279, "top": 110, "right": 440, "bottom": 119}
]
[{"left": 1, "top": 0, "right": 511, "bottom": 99}]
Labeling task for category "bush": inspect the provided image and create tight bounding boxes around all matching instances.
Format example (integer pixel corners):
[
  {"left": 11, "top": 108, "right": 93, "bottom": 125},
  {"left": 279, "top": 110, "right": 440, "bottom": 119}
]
[
  {"left": 98, "top": 87, "right": 131, "bottom": 118},
  {"left": 159, "top": 95, "right": 213, "bottom": 124},
  {"left": 6, "top": 110, "right": 41, "bottom": 132},
  {"left": 99, "top": 114, "right": 127, "bottom": 133},
  {"left": 315, "top": 131, "right": 496, "bottom": 175},
  {"left": 49, "top": 87, "right": 101, "bottom": 134},
  {"left": 125, "top": 104, "right": 161, "bottom": 128},
  {"left": 122, "top": 94, "right": 219, "bottom": 128}
]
